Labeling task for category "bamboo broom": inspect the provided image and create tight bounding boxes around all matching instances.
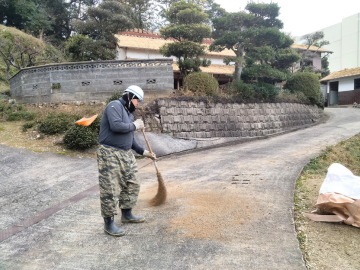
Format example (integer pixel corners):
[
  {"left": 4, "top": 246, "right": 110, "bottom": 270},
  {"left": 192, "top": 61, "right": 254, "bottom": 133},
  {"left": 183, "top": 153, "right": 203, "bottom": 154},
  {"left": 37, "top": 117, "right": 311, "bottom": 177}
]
[{"left": 142, "top": 130, "right": 167, "bottom": 206}]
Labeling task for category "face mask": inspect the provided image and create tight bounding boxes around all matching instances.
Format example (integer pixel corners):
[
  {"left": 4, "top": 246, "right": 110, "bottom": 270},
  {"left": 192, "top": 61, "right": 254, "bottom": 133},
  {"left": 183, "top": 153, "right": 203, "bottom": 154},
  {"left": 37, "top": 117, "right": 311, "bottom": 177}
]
[{"left": 123, "top": 92, "right": 136, "bottom": 113}]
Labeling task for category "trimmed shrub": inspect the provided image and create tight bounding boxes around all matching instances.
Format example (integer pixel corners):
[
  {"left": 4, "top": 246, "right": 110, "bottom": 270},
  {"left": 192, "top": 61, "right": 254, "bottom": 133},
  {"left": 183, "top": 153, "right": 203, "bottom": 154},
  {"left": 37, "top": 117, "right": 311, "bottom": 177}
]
[
  {"left": 253, "top": 82, "right": 279, "bottom": 100},
  {"left": 183, "top": 72, "right": 219, "bottom": 96},
  {"left": 7, "top": 111, "right": 37, "bottom": 121},
  {"left": 231, "top": 80, "right": 255, "bottom": 99},
  {"left": 88, "top": 114, "right": 101, "bottom": 135},
  {"left": 107, "top": 91, "right": 122, "bottom": 104},
  {"left": 284, "top": 72, "right": 322, "bottom": 106},
  {"left": 63, "top": 125, "right": 99, "bottom": 150},
  {"left": 38, "top": 112, "right": 80, "bottom": 135},
  {"left": 22, "top": 122, "right": 35, "bottom": 132}
]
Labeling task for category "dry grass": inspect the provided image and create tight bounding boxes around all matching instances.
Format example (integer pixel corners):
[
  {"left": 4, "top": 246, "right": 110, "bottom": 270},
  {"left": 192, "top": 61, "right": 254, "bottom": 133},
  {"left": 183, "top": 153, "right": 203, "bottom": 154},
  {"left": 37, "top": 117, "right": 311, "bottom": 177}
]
[
  {"left": 294, "top": 134, "right": 360, "bottom": 269},
  {"left": 0, "top": 102, "right": 108, "bottom": 158}
]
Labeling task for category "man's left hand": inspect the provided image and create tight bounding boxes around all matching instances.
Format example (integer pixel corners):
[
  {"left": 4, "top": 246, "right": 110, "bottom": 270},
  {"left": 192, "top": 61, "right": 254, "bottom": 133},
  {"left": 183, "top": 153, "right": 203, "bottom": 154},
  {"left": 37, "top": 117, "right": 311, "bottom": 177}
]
[{"left": 143, "top": 150, "right": 156, "bottom": 160}]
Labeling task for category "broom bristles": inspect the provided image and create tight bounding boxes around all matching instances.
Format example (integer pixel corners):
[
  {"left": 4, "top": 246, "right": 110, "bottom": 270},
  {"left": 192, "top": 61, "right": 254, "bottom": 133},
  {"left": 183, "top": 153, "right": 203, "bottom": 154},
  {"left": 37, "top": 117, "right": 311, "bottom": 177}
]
[{"left": 149, "top": 172, "right": 167, "bottom": 206}]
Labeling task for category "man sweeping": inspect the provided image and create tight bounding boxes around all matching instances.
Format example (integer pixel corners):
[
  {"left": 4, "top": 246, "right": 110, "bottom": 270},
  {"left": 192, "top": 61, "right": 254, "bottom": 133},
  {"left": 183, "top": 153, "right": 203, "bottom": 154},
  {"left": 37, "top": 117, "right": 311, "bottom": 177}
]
[{"left": 97, "top": 85, "right": 156, "bottom": 237}]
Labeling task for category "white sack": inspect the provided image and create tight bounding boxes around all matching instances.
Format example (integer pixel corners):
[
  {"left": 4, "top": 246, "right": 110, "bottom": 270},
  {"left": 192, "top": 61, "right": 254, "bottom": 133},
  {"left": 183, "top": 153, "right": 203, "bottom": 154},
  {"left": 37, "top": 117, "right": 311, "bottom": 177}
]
[{"left": 319, "top": 163, "right": 360, "bottom": 199}]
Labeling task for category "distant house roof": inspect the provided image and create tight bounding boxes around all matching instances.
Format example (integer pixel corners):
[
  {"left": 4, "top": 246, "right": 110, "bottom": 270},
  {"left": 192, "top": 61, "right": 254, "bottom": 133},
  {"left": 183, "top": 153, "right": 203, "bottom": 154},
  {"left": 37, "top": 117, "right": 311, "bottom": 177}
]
[
  {"left": 116, "top": 30, "right": 332, "bottom": 58},
  {"left": 115, "top": 33, "right": 236, "bottom": 57},
  {"left": 291, "top": 44, "right": 333, "bottom": 53},
  {"left": 321, "top": 67, "right": 360, "bottom": 82}
]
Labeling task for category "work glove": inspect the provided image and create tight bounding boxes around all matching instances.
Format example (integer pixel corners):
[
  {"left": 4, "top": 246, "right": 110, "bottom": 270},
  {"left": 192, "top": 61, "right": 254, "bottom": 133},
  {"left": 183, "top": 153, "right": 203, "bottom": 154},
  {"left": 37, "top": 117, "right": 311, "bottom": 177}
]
[
  {"left": 133, "top": 119, "right": 144, "bottom": 130},
  {"left": 143, "top": 150, "right": 156, "bottom": 160}
]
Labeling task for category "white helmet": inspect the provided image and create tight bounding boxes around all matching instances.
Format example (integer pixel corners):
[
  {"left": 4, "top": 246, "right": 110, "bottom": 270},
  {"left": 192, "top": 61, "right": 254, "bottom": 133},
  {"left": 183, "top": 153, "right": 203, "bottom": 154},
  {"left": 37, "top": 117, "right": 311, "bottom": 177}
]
[{"left": 124, "top": 85, "right": 144, "bottom": 104}]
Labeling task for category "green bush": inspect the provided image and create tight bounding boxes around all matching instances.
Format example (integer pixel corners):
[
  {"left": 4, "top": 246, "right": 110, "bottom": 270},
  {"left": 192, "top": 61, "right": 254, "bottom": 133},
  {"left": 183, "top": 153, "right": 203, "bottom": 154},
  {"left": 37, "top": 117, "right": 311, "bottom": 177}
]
[
  {"left": 107, "top": 91, "right": 123, "bottom": 104},
  {"left": 51, "top": 83, "right": 61, "bottom": 89},
  {"left": 22, "top": 122, "right": 35, "bottom": 132},
  {"left": 231, "top": 80, "right": 255, "bottom": 99},
  {"left": 63, "top": 125, "right": 99, "bottom": 150},
  {"left": 253, "top": 82, "right": 279, "bottom": 99},
  {"left": 7, "top": 111, "right": 37, "bottom": 121},
  {"left": 183, "top": 72, "right": 219, "bottom": 96},
  {"left": 38, "top": 112, "right": 79, "bottom": 135},
  {"left": 284, "top": 72, "right": 322, "bottom": 105},
  {"left": 88, "top": 114, "right": 101, "bottom": 135}
]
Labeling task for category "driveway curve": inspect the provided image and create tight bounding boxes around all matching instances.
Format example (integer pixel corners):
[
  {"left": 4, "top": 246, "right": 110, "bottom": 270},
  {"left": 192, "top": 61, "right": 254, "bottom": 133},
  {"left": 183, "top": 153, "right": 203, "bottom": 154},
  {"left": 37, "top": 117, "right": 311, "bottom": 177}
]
[{"left": 1, "top": 108, "right": 360, "bottom": 270}]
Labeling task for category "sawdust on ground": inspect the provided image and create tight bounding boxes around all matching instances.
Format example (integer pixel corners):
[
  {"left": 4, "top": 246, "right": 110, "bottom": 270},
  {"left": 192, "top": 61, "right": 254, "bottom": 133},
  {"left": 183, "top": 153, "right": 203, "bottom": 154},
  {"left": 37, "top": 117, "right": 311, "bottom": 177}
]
[{"left": 139, "top": 179, "right": 257, "bottom": 242}]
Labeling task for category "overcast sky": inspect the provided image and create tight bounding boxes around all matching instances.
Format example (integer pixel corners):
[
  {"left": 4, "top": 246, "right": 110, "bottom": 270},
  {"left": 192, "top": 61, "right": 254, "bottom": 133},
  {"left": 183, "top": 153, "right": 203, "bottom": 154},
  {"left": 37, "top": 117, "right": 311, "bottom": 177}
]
[{"left": 214, "top": 0, "right": 360, "bottom": 38}]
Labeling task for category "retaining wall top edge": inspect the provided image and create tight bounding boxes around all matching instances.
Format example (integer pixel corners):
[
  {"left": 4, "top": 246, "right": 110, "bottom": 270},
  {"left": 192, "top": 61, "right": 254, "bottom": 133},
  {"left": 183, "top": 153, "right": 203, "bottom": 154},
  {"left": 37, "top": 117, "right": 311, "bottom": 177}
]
[{"left": 9, "top": 58, "right": 174, "bottom": 81}]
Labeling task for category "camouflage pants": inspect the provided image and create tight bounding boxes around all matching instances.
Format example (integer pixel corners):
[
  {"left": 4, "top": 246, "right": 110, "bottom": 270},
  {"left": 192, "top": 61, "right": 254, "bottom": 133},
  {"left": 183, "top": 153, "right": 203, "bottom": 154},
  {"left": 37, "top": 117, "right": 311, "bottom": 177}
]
[{"left": 97, "top": 145, "right": 140, "bottom": 218}]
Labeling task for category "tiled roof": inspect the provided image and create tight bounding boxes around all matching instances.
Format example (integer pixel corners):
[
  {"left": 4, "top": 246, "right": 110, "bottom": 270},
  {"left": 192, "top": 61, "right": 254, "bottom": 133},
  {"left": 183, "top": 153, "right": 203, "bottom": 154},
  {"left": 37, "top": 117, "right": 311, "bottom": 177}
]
[
  {"left": 291, "top": 44, "right": 332, "bottom": 53},
  {"left": 172, "top": 63, "right": 235, "bottom": 75},
  {"left": 115, "top": 34, "right": 236, "bottom": 57},
  {"left": 321, "top": 67, "right": 360, "bottom": 82}
]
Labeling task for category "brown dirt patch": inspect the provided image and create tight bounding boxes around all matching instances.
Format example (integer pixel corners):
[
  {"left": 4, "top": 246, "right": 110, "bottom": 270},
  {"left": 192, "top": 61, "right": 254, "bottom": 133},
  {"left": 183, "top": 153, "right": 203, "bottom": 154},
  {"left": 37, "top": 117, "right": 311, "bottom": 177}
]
[{"left": 139, "top": 179, "right": 256, "bottom": 242}]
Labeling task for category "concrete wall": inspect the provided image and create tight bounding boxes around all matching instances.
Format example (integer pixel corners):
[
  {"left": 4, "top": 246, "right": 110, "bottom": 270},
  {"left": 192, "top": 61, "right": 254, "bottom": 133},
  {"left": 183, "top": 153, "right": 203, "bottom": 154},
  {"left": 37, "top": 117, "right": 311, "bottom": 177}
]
[
  {"left": 154, "top": 99, "right": 322, "bottom": 139},
  {"left": 9, "top": 59, "right": 174, "bottom": 104}
]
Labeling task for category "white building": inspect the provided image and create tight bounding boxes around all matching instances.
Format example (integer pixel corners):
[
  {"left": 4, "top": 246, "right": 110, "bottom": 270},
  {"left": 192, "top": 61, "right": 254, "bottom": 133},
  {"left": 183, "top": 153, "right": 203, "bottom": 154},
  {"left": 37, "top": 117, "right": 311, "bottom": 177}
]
[
  {"left": 296, "top": 12, "right": 360, "bottom": 73},
  {"left": 321, "top": 67, "right": 360, "bottom": 105}
]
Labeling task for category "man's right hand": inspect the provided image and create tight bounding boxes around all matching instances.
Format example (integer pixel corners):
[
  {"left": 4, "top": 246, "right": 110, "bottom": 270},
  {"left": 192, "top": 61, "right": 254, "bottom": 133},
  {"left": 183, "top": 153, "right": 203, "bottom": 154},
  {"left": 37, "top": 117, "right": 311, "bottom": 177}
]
[{"left": 133, "top": 119, "right": 144, "bottom": 130}]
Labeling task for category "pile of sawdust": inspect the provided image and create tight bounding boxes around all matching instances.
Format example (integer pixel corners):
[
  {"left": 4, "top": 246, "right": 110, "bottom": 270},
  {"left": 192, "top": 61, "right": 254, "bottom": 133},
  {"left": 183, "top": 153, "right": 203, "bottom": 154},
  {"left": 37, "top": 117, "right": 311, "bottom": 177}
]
[{"left": 140, "top": 180, "right": 256, "bottom": 242}]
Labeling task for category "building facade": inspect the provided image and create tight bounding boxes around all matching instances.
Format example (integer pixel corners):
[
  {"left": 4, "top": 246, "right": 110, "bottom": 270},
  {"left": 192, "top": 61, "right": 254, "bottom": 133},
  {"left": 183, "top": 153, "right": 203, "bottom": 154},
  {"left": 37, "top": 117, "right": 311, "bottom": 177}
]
[
  {"left": 296, "top": 12, "right": 360, "bottom": 73},
  {"left": 321, "top": 67, "right": 360, "bottom": 105}
]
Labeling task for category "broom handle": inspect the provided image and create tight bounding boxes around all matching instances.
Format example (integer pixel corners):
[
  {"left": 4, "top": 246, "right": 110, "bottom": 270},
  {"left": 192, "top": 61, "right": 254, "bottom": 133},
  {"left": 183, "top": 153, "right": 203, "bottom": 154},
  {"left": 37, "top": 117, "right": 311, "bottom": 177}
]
[{"left": 142, "top": 129, "right": 160, "bottom": 174}]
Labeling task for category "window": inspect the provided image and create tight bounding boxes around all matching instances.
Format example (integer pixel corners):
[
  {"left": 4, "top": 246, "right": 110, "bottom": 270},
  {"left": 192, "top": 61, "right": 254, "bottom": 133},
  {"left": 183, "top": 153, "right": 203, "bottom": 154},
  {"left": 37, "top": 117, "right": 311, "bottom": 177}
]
[{"left": 355, "top": 78, "right": 360, "bottom": 89}]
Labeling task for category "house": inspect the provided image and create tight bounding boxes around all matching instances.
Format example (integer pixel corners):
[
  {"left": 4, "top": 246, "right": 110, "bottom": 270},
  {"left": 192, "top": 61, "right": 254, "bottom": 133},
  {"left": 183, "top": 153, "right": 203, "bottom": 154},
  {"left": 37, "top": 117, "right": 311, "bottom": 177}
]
[
  {"left": 321, "top": 67, "right": 360, "bottom": 106},
  {"left": 115, "top": 29, "right": 235, "bottom": 90},
  {"left": 295, "top": 12, "right": 360, "bottom": 73},
  {"left": 115, "top": 29, "right": 330, "bottom": 89},
  {"left": 291, "top": 44, "right": 333, "bottom": 72}
]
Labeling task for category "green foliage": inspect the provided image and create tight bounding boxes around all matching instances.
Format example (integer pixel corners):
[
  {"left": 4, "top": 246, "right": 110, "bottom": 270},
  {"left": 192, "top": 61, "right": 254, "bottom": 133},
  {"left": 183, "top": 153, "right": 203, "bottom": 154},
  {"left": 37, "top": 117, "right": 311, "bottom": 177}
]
[
  {"left": 63, "top": 124, "right": 99, "bottom": 150},
  {"left": 7, "top": 111, "right": 37, "bottom": 121},
  {"left": 65, "top": 34, "right": 116, "bottom": 62},
  {"left": 38, "top": 113, "right": 80, "bottom": 135},
  {"left": 321, "top": 57, "right": 330, "bottom": 78},
  {"left": 183, "top": 72, "right": 219, "bottom": 96},
  {"left": 0, "top": 25, "right": 64, "bottom": 77},
  {"left": 22, "top": 122, "right": 35, "bottom": 132},
  {"left": 231, "top": 80, "right": 255, "bottom": 99},
  {"left": 107, "top": 91, "right": 123, "bottom": 104},
  {"left": 159, "top": 1, "right": 211, "bottom": 76},
  {"left": 72, "top": 1, "right": 134, "bottom": 55},
  {"left": 51, "top": 83, "right": 61, "bottom": 89},
  {"left": 210, "top": 3, "right": 298, "bottom": 82},
  {"left": 284, "top": 72, "right": 322, "bottom": 106},
  {"left": 253, "top": 82, "right": 279, "bottom": 99}
]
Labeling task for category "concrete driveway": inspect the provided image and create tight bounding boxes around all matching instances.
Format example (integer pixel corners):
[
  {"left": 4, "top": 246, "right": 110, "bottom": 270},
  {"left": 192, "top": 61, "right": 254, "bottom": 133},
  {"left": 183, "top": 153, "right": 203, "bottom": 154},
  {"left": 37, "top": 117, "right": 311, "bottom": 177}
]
[{"left": 1, "top": 108, "right": 360, "bottom": 270}]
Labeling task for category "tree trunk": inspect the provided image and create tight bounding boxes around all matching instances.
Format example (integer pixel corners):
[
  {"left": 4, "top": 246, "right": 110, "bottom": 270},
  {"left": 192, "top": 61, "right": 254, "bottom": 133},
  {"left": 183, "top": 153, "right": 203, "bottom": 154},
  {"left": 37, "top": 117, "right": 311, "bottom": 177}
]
[{"left": 234, "top": 46, "right": 244, "bottom": 81}]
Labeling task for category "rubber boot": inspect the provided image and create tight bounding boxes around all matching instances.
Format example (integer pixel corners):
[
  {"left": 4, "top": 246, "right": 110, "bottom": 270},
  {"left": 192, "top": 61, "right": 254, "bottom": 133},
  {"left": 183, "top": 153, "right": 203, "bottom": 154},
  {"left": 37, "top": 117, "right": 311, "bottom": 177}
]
[
  {"left": 121, "top": 209, "right": 145, "bottom": 223},
  {"left": 104, "top": 216, "right": 125, "bottom": 236}
]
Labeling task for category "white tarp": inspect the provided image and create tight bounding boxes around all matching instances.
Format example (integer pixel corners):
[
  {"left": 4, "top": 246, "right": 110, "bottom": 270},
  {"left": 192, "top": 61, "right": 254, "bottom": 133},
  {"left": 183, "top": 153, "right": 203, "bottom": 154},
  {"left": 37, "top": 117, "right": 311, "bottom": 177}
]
[{"left": 319, "top": 163, "right": 360, "bottom": 199}]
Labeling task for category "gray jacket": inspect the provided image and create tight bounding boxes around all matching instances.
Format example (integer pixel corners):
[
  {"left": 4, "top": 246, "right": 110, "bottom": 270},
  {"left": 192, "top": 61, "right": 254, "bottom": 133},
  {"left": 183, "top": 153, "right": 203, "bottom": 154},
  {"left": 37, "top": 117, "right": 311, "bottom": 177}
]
[{"left": 98, "top": 98, "right": 144, "bottom": 155}]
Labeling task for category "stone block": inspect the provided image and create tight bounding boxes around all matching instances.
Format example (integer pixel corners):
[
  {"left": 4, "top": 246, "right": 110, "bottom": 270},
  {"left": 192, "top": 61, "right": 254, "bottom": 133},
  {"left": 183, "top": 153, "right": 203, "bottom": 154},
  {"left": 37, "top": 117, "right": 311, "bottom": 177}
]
[
  {"left": 173, "top": 115, "right": 182, "bottom": 123},
  {"left": 229, "top": 116, "right": 236, "bottom": 122},
  {"left": 161, "top": 115, "right": 172, "bottom": 124},
  {"left": 220, "top": 116, "right": 228, "bottom": 123},
  {"left": 207, "top": 124, "right": 216, "bottom": 131},
  {"left": 183, "top": 115, "right": 193, "bottom": 123}
]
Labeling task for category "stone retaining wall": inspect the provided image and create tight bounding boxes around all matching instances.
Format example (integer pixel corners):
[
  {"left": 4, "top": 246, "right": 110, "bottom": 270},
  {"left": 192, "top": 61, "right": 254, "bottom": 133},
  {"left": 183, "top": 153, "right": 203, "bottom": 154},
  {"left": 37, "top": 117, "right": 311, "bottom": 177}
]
[
  {"left": 153, "top": 99, "right": 323, "bottom": 138},
  {"left": 9, "top": 59, "right": 173, "bottom": 104}
]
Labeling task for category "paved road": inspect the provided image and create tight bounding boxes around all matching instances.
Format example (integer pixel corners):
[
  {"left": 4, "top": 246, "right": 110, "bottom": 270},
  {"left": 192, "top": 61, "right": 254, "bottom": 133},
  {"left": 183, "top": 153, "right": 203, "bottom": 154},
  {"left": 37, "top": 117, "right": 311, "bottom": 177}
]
[{"left": 1, "top": 108, "right": 360, "bottom": 270}]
